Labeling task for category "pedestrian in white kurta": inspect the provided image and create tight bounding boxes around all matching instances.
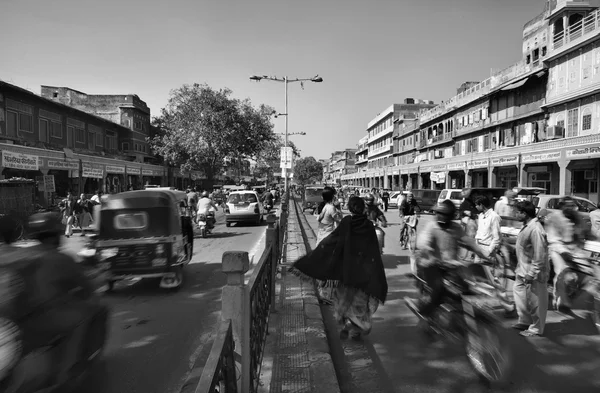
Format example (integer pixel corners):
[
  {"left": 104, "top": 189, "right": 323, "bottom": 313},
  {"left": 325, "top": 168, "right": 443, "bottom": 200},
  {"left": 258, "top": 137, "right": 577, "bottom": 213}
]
[{"left": 513, "top": 200, "right": 550, "bottom": 337}]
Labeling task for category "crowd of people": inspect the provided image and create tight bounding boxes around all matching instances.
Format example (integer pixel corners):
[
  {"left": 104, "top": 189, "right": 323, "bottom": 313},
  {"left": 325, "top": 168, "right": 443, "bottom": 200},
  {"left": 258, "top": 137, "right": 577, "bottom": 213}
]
[{"left": 292, "top": 185, "right": 600, "bottom": 341}]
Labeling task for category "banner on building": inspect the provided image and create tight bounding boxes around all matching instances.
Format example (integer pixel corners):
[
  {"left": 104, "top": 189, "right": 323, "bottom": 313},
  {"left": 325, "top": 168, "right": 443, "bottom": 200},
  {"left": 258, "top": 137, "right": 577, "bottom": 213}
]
[
  {"left": 2, "top": 151, "right": 39, "bottom": 171},
  {"left": 126, "top": 166, "right": 141, "bottom": 175},
  {"left": 43, "top": 175, "right": 56, "bottom": 192},
  {"left": 430, "top": 172, "right": 446, "bottom": 184},
  {"left": 521, "top": 151, "right": 561, "bottom": 163},
  {"left": 106, "top": 165, "right": 125, "bottom": 174},
  {"left": 46, "top": 160, "right": 79, "bottom": 170},
  {"left": 82, "top": 164, "right": 104, "bottom": 179}
]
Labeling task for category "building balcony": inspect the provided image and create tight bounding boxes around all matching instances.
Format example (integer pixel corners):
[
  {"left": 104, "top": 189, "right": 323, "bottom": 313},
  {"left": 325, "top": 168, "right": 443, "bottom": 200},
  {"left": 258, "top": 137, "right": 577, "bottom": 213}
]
[
  {"left": 550, "top": 9, "right": 600, "bottom": 59},
  {"left": 368, "top": 125, "right": 394, "bottom": 144},
  {"left": 367, "top": 145, "right": 393, "bottom": 158}
]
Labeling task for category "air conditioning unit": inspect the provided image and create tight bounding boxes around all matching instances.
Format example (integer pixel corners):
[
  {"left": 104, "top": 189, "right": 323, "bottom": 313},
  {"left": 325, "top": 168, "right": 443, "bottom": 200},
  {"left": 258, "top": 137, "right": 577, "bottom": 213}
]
[
  {"left": 585, "top": 170, "right": 596, "bottom": 180},
  {"left": 546, "top": 126, "right": 564, "bottom": 140}
]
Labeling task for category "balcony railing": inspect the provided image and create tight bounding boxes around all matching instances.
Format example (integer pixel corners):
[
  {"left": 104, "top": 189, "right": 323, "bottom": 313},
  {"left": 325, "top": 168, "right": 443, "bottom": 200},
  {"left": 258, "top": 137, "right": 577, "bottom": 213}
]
[{"left": 552, "top": 9, "right": 600, "bottom": 51}]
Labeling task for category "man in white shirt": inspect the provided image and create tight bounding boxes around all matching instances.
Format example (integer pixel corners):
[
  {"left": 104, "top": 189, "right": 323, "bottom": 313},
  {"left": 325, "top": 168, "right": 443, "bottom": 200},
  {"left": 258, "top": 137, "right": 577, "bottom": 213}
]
[{"left": 474, "top": 195, "right": 502, "bottom": 259}]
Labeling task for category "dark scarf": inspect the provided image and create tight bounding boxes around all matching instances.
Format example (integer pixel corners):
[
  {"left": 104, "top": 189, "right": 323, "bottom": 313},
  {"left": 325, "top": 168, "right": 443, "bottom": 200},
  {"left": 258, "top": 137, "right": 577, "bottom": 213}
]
[{"left": 290, "top": 214, "right": 388, "bottom": 303}]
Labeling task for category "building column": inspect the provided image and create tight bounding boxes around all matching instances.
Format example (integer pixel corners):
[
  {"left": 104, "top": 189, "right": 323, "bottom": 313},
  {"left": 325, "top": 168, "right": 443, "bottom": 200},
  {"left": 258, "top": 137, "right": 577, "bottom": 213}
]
[
  {"left": 418, "top": 174, "right": 423, "bottom": 189},
  {"left": 558, "top": 159, "right": 571, "bottom": 195},
  {"left": 464, "top": 169, "right": 471, "bottom": 188},
  {"left": 445, "top": 171, "right": 451, "bottom": 189},
  {"left": 518, "top": 163, "right": 527, "bottom": 187}
]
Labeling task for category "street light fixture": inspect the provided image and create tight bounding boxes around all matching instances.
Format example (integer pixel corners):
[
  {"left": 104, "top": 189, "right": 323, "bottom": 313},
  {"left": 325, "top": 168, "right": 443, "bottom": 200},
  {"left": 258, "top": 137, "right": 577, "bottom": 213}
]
[
  {"left": 250, "top": 74, "right": 323, "bottom": 195},
  {"left": 276, "top": 132, "right": 306, "bottom": 136}
]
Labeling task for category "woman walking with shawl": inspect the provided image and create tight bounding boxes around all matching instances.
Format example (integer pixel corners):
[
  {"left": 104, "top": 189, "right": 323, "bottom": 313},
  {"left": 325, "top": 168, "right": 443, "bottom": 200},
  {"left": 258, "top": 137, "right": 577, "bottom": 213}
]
[
  {"left": 291, "top": 196, "right": 388, "bottom": 340},
  {"left": 315, "top": 187, "right": 343, "bottom": 300}
]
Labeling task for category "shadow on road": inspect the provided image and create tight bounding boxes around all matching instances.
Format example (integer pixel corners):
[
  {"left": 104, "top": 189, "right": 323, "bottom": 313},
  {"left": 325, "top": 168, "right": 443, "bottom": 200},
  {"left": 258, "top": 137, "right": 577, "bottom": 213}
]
[
  {"left": 198, "top": 231, "right": 250, "bottom": 239},
  {"left": 381, "top": 254, "right": 410, "bottom": 269}
]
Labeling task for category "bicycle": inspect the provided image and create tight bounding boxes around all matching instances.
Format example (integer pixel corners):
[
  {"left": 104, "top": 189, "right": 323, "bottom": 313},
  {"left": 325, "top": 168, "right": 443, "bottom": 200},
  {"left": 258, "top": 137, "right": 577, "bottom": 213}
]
[
  {"left": 0, "top": 212, "right": 25, "bottom": 242},
  {"left": 400, "top": 215, "right": 418, "bottom": 252}
]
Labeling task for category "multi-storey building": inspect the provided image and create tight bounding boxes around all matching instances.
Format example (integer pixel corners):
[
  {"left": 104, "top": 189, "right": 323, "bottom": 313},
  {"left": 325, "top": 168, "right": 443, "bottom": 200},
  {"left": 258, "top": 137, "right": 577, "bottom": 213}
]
[
  {"left": 327, "top": 149, "right": 357, "bottom": 185},
  {"left": 351, "top": 98, "right": 436, "bottom": 189},
  {"left": 41, "top": 86, "right": 152, "bottom": 162},
  {"left": 0, "top": 81, "right": 201, "bottom": 203},
  {"left": 342, "top": 0, "right": 600, "bottom": 203},
  {"left": 354, "top": 136, "right": 369, "bottom": 177}
]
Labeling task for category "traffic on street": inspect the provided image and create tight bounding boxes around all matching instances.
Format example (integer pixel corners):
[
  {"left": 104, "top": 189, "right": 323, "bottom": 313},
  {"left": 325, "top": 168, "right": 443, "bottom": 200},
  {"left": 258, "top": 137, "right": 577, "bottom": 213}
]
[
  {"left": 302, "top": 192, "right": 600, "bottom": 393},
  {"left": 5, "top": 207, "right": 269, "bottom": 393}
]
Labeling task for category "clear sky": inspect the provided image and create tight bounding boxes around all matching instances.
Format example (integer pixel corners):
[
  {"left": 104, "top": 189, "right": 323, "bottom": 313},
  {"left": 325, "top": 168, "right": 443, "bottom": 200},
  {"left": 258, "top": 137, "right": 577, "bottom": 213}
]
[{"left": 0, "top": 0, "right": 569, "bottom": 160}]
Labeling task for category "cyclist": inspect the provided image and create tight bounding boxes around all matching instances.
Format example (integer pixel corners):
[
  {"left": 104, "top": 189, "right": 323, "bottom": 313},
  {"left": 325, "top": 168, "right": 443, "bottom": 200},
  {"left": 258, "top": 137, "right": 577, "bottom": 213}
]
[
  {"left": 365, "top": 194, "right": 387, "bottom": 228},
  {"left": 399, "top": 191, "right": 421, "bottom": 250}
]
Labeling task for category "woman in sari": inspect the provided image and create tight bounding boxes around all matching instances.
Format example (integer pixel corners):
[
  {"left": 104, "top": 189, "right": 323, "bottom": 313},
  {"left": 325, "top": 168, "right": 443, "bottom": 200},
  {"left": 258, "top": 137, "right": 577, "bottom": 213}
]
[
  {"left": 314, "top": 187, "right": 343, "bottom": 301},
  {"left": 292, "top": 196, "right": 388, "bottom": 339}
]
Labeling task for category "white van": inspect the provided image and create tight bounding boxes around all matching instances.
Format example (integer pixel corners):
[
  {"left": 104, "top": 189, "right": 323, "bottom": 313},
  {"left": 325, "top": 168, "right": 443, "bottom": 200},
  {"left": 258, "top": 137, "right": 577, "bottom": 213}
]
[{"left": 437, "top": 189, "right": 464, "bottom": 210}]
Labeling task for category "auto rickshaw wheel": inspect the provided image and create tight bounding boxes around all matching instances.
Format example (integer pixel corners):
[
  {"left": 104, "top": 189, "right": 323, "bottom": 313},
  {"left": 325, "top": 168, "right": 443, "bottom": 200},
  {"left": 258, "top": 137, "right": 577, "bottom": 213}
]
[{"left": 226, "top": 222, "right": 231, "bottom": 227}]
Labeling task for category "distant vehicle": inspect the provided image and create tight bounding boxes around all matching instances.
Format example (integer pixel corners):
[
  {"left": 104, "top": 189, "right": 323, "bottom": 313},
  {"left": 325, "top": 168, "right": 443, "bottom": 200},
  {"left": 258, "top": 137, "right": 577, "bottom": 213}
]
[
  {"left": 389, "top": 191, "right": 404, "bottom": 209},
  {"left": 224, "top": 190, "right": 266, "bottom": 226},
  {"left": 410, "top": 189, "right": 442, "bottom": 213},
  {"left": 302, "top": 185, "right": 324, "bottom": 213},
  {"left": 534, "top": 194, "right": 597, "bottom": 231}
]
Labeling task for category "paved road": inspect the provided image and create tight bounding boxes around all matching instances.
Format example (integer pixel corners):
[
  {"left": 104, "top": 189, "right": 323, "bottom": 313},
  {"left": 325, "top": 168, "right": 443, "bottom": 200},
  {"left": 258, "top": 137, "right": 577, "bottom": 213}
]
[
  {"left": 304, "top": 208, "right": 600, "bottom": 393},
  {"left": 58, "top": 210, "right": 269, "bottom": 393}
]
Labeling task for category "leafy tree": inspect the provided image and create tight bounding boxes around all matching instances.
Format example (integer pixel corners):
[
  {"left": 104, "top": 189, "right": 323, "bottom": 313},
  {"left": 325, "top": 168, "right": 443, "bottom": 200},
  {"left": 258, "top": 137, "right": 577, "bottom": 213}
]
[
  {"left": 293, "top": 156, "right": 323, "bottom": 185},
  {"left": 149, "top": 83, "right": 276, "bottom": 185}
]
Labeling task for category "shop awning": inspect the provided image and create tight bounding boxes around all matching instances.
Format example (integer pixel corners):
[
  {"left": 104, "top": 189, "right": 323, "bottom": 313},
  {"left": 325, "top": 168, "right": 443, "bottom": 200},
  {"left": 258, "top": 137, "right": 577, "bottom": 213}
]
[{"left": 501, "top": 78, "right": 528, "bottom": 91}]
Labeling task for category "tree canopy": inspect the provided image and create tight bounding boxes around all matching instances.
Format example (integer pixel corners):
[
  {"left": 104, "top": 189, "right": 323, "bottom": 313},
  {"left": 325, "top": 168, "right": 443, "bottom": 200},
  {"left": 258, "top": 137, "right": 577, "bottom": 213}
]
[
  {"left": 293, "top": 156, "right": 323, "bottom": 185},
  {"left": 253, "top": 136, "right": 300, "bottom": 182},
  {"left": 149, "top": 83, "right": 276, "bottom": 181}
]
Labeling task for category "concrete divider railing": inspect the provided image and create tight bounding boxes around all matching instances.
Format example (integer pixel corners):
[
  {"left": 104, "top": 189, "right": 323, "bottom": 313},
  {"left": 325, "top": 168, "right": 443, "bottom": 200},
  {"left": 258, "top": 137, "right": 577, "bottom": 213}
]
[{"left": 197, "top": 201, "right": 287, "bottom": 393}]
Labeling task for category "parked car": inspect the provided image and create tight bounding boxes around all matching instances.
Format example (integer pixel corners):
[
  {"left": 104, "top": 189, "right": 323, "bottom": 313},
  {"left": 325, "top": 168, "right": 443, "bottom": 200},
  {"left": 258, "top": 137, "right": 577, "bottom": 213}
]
[
  {"left": 534, "top": 194, "right": 597, "bottom": 231},
  {"left": 224, "top": 190, "right": 266, "bottom": 226}
]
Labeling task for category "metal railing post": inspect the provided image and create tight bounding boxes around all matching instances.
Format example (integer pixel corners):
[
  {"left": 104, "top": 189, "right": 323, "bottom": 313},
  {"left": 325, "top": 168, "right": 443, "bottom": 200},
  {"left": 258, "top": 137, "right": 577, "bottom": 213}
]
[
  {"left": 221, "top": 251, "right": 250, "bottom": 393},
  {"left": 266, "top": 214, "right": 278, "bottom": 310}
]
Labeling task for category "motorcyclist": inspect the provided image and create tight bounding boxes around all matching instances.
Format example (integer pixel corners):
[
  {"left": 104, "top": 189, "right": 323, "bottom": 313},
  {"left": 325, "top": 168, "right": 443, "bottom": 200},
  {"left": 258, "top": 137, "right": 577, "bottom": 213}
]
[
  {"left": 197, "top": 191, "right": 218, "bottom": 229},
  {"left": 262, "top": 189, "right": 274, "bottom": 209},
  {"left": 410, "top": 200, "right": 489, "bottom": 319},
  {"left": 544, "top": 196, "right": 590, "bottom": 311},
  {"left": 365, "top": 194, "right": 387, "bottom": 228},
  {"left": 23, "top": 212, "right": 102, "bottom": 385}
]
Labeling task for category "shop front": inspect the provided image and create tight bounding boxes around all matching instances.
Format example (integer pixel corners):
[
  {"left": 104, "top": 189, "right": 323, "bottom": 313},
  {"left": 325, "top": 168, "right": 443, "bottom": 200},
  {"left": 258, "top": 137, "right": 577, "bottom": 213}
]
[
  {"left": 467, "top": 159, "right": 489, "bottom": 188},
  {"left": 491, "top": 155, "right": 519, "bottom": 189},
  {"left": 419, "top": 165, "right": 431, "bottom": 189},
  {"left": 391, "top": 169, "right": 400, "bottom": 191},
  {"left": 1, "top": 150, "right": 43, "bottom": 182},
  {"left": 80, "top": 163, "right": 104, "bottom": 195},
  {"left": 430, "top": 164, "right": 447, "bottom": 190},
  {"left": 46, "top": 159, "right": 79, "bottom": 197},
  {"left": 105, "top": 164, "right": 125, "bottom": 194},
  {"left": 522, "top": 151, "right": 561, "bottom": 194},
  {"left": 447, "top": 162, "right": 466, "bottom": 190},
  {"left": 126, "top": 165, "right": 141, "bottom": 190},
  {"left": 566, "top": 147, "right": 600, "bottom": 204},
  {"left": 142, "top": 168, "right": 165, "bottom": 187}
]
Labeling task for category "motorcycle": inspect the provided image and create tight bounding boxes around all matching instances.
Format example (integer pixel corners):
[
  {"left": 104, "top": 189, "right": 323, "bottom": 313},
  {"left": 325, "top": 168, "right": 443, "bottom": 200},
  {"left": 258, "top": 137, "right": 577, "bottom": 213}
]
[
  {"left": 197, "top": 207, "right": 216, "bottom": 238},
  {"left": 404, "top": 262, "right": 513, "bottom": 386},
  {"left": 0, "top": 248, "right": 109, "bottom": 393},
  {"left": 554, "top": 244, "right": 600, "bottom": 331},
  {"left": 264, "top": 200, "right": 273, "bottom": 213}
]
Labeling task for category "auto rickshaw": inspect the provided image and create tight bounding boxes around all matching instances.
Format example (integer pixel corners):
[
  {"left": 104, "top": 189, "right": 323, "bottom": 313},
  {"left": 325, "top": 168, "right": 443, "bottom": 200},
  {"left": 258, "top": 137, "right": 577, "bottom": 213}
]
[
  {"left": 83, "top": 189, "right": 194, "bottom": 291},
  {"left": 302, "top": 185, "right": 324, "bottom": 213}
]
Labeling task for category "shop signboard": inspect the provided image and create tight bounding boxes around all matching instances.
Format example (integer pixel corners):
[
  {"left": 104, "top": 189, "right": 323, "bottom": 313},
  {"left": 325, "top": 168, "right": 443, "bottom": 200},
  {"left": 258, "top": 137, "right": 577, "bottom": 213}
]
[
  {"left": 142, "top": 169, "right": 154, "bottom": 176},
  {"left": 491, "top": 155, "right": 518, "bottom": 166},
  {"left": 106, "top": 165, "right": 125, "bottom": 174},
  {"left": 447, "top": 162, "right": 466, "bottom": 170},
  {"left": 467, "top": 159, "right": 489, "bottom": 169},
  {"left": 420, "top": 165, "right": 432, "bottom": 173},
  {"left": 82, "top": 164, "right": 104, "bottom": 179},
  {"left": 521, "top": 151, "right": 561, "bottom": 163},
  {"left": 392, "top": 170, "right": 399, "bottom": 175},
  {"left": 46, "top": 160, "right": 79, "bottom": 170},
  {"left": 566, "top": 147, "right": 600, "bottom": 159},
  {"left": 126, "top": 166, "right": 141, "bottom": 175},
  {"left": 43, "top": 175, "right": 55, "bottom": 192},
  {"left": 432, "top": 164, "right": 447, "bottom": 171},
  {"left": 2, "top": 151, "right": 39, "bottom": 171}
]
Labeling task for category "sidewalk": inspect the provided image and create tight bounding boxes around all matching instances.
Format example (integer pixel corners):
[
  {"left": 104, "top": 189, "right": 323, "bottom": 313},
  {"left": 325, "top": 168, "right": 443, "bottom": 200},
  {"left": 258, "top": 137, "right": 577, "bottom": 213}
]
[{"left": 259, "top": 199, "right": 340, "bottom": 393}]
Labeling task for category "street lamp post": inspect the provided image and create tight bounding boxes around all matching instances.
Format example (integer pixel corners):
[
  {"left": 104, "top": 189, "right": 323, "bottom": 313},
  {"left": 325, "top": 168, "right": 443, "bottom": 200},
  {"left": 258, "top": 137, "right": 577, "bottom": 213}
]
[{"left": 250, "top": 75, "right": 323, "bottom": 195}]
